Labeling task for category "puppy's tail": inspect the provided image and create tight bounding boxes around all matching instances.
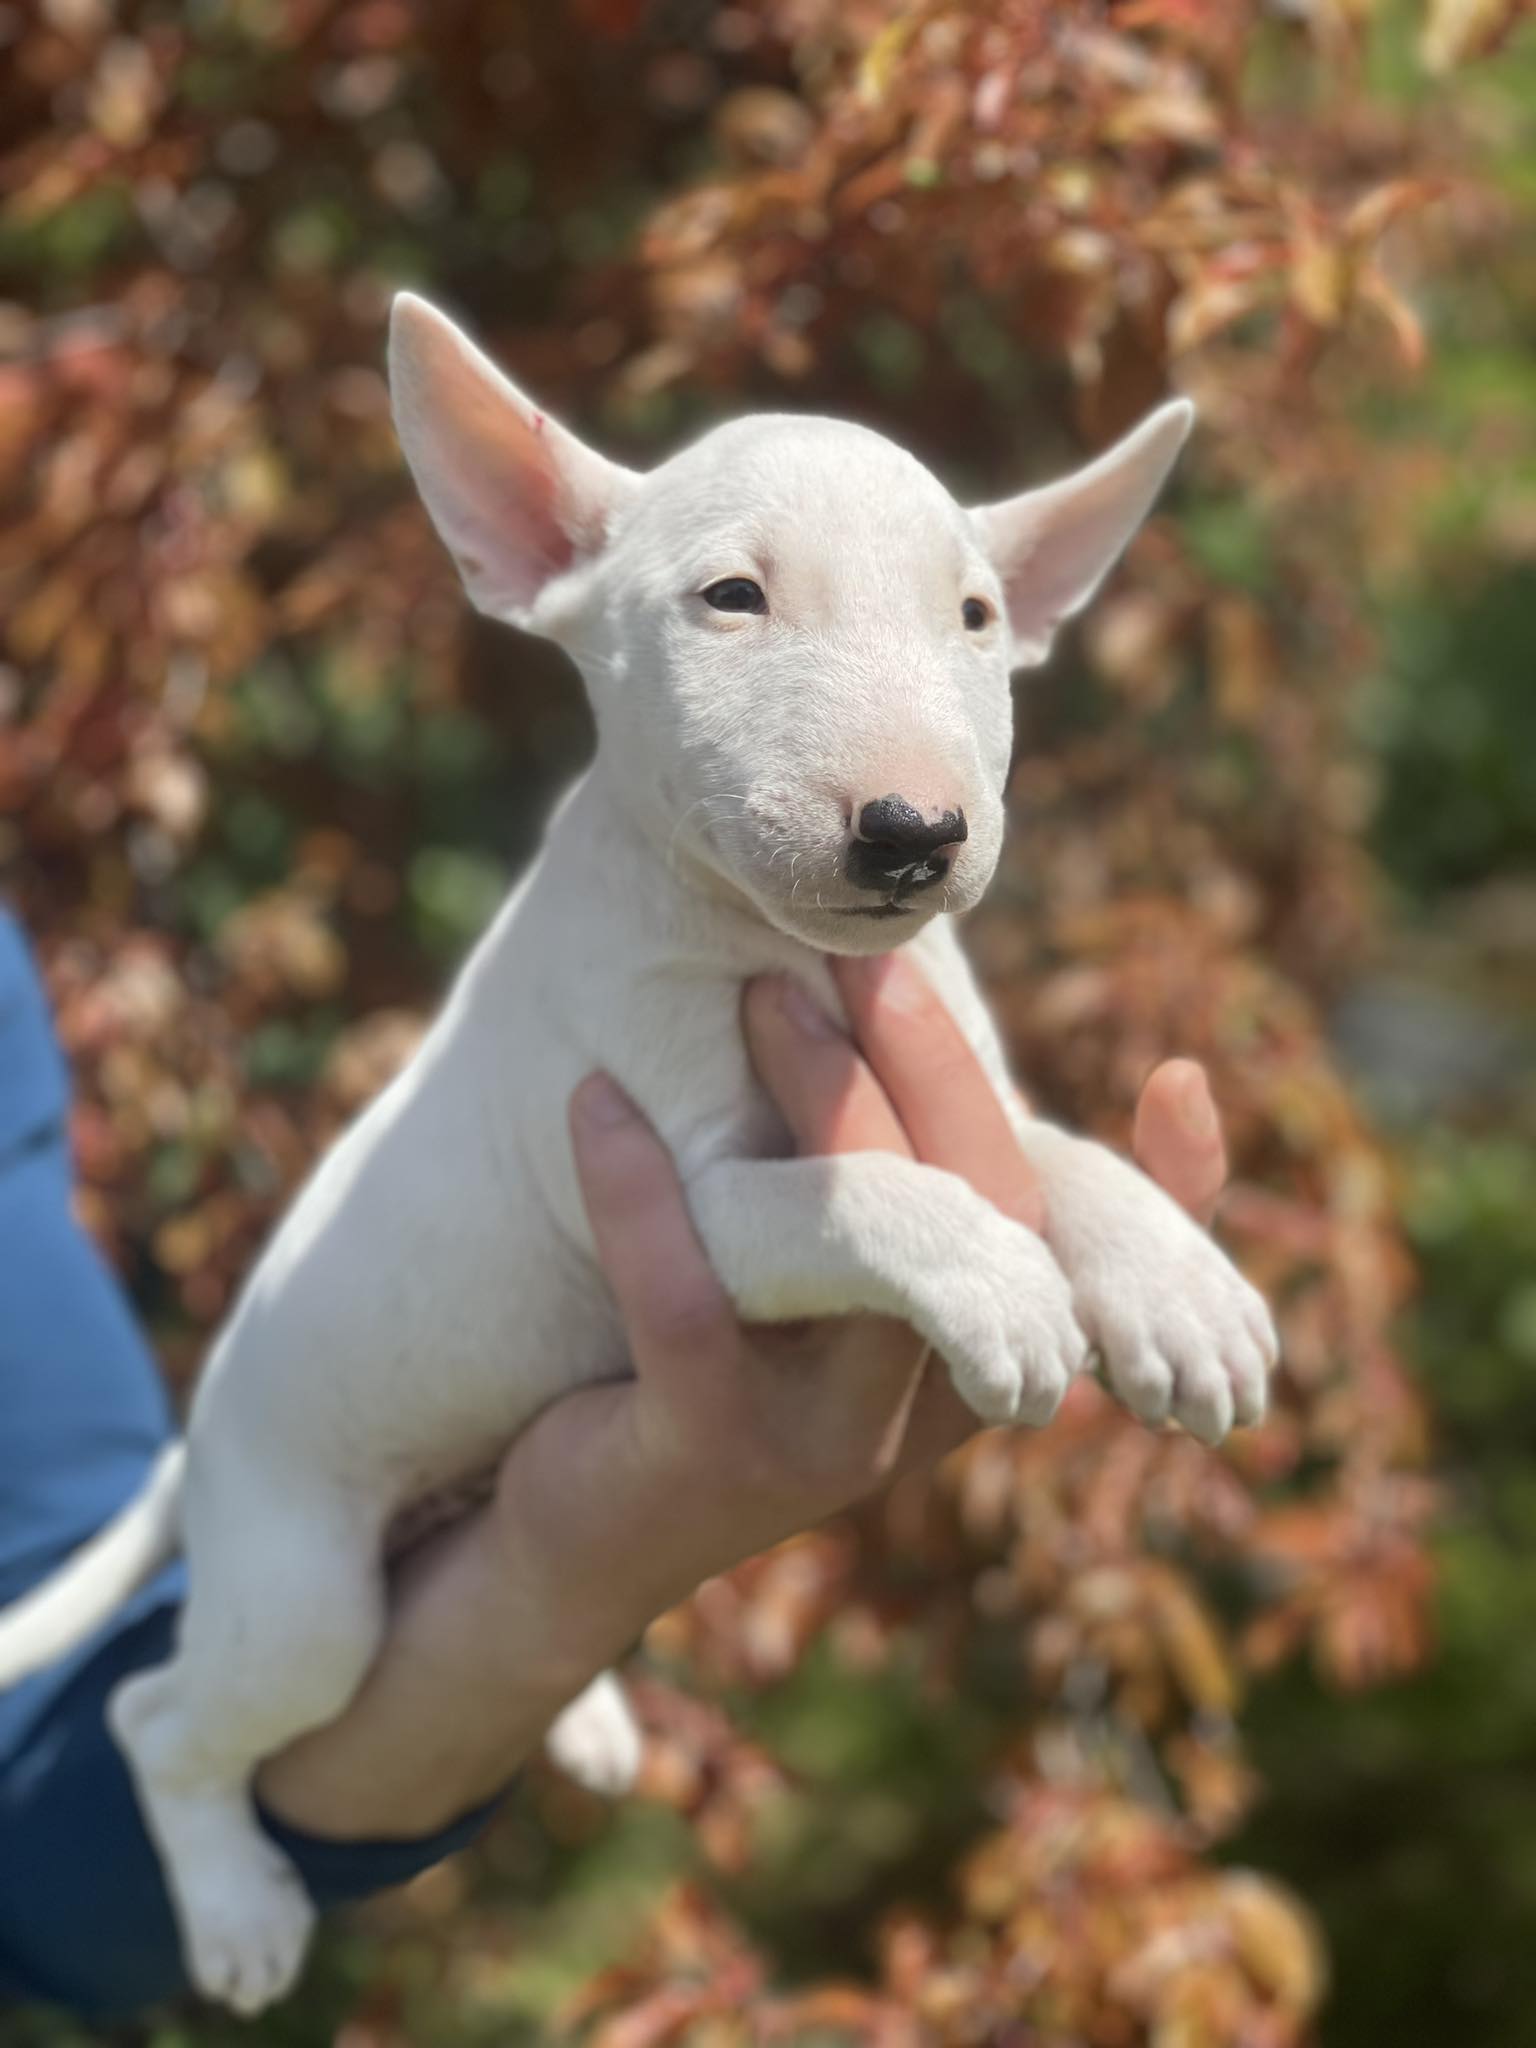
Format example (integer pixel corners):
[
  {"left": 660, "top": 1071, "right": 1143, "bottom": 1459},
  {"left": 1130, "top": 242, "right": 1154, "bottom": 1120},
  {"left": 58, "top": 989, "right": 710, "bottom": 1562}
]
[{"left": 0, "top": 1442, "right": 185, "bottom": 1689}]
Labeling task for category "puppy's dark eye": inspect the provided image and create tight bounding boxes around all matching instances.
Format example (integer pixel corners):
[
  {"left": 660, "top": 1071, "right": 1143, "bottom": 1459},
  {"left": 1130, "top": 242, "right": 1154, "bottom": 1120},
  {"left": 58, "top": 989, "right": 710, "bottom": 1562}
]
[
  {"left": 962, "top": 597, "right": 991, "bottom": 632},
  {"left": 702, "top": 577, "right": 768, "bottom": 614}
]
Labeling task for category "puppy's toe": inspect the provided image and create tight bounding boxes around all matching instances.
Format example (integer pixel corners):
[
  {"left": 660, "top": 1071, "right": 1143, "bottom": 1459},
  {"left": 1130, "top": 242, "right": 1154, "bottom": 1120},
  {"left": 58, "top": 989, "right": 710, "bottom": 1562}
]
[
  {"left": 1228, "top": 1332, "right": 1270, "bottom": 1429},
  {"left": 1089, "top": 1302, "right": 1172, "bottom": 1425},
  {"left": 1013, "top": 1367, "right": 1068, "bottom": 1430},
  {"left": 1171, "top": 1355, "right": 1235, "bottom": 1446},
  {"left": 1244, "top": 1291, "right": 1282, "bottom": 1369}
]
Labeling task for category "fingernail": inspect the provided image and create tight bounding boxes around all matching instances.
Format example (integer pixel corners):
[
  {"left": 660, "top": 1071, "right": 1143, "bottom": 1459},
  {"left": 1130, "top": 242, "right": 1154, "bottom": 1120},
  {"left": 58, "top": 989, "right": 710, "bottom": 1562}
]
[
  {"left": 574, "top": 1072, "right": 637, "bottom": 1129},
  {"left": 1176, "top": 1066, "right": 1219, "bottom": 1143},
  {"left": 779, "top": 977, "right": 841, "bottom": 1041}
]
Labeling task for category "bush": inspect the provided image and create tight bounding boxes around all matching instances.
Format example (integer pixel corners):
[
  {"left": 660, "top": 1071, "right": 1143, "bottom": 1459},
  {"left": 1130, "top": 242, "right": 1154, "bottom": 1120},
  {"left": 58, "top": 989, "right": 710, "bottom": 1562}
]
[{"left": 5, "top": 4, "right": 1535, "bottom": 2041}]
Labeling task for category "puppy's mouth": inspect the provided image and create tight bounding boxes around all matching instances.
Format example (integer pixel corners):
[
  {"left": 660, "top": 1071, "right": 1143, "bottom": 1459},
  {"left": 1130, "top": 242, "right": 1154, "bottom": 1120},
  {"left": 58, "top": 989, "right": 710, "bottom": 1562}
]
[
  {"left": 833, "top": 900, "right": 922, "bottom": 921},
  {"left": 832, "top": 835, "right": 957, "bottom": 922}
]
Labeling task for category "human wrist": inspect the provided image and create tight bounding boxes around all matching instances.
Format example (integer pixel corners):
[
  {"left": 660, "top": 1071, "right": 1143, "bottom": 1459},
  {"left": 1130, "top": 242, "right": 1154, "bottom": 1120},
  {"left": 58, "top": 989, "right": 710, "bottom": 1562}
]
[{"left": 486, "top": 1450, "right": 733, "bottom": 1681}]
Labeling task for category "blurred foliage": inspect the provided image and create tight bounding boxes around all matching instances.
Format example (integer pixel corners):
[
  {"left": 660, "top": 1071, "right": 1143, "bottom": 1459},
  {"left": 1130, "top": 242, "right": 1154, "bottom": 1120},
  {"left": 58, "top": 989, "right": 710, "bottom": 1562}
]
[
  {"left": 1368, "top": 566, "right": 1536, "bottom": 897},
  {"left": 3, "top": 0, "right": 1536, "bottom": 2044},
  {"left": 1234, "top": 1132, "right": 1536, "bottom": 2045}
]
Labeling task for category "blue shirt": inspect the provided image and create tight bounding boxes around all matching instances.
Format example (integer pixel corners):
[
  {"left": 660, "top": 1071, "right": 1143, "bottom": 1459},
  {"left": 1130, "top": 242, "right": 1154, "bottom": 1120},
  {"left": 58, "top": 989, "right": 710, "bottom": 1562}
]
[{"left": 0, "top": 912, "right": 500, "bottom": 2017}]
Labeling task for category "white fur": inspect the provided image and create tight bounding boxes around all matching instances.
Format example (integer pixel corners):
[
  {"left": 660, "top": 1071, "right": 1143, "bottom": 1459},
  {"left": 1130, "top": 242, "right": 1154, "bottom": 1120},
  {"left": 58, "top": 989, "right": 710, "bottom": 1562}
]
[{"left": 0, "top": 298, "right": 1275, "bottom": 2012}]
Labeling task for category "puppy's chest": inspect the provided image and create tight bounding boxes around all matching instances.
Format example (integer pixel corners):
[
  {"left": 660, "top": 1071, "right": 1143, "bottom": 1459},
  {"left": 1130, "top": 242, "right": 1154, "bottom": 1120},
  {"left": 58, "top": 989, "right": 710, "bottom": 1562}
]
[
  {"left": 670, "top": 1086, "right": 790, "bottom": 1185},
  {"left": 605, "top": 966, "right": 800, "bottom": 1180},
  {"left": 376, "top": 1014, "right": 786, "bottom": 1551}
]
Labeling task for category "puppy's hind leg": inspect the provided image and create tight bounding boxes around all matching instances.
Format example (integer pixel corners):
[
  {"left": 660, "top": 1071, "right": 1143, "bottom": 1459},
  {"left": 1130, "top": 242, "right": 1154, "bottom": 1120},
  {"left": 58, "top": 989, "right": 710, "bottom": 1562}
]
[{"left": 109, "top": 1456, "right": 387, "bottom": 2016}]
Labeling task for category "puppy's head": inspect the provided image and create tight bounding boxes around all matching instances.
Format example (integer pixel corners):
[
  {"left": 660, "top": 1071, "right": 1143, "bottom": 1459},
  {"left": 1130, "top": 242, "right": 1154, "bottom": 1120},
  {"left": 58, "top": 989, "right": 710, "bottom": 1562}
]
[{"left": 389, "top": 295, "right": 1190, "bottom": 955}]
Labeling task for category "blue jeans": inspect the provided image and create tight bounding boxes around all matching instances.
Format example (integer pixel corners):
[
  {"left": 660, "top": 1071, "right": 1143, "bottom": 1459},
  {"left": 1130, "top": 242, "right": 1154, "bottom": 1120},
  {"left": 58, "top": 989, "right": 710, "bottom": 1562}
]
[{"left": 0, "top": 913, "right": 496, "bottom": 2016}]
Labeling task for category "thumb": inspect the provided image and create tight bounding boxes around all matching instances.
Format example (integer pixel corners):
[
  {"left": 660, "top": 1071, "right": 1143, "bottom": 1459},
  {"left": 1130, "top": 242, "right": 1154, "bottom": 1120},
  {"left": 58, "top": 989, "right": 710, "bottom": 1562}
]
[
  {"left": 568, "top": 1073, "right": 739, "bottom": 1391},
  {"left": 1133, "top": 1059, "right": 1228, "bottom": 1228}
]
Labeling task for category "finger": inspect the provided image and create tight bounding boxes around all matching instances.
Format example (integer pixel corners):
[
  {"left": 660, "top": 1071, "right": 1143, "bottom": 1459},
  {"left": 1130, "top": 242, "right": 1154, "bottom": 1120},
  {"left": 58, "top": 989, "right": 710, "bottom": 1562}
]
[
  {"left": 568, "top": 1074, "right": 739, "bottom": 1388},
  {"left": 743, "top": 977, "right": 913, "bottom": 1160},
  {"left": 761, "top": 1312, "right": 935, "bottom": 1485},
  {"left": 896, "top": 1360, "right": 981, "bottom": 1471},
  {"left": 832, "top": 952, "right": 1044, "bottom": 1230},
  {"left": 1132, "top": 1059, "right": 1228, "bottom": 1227}
]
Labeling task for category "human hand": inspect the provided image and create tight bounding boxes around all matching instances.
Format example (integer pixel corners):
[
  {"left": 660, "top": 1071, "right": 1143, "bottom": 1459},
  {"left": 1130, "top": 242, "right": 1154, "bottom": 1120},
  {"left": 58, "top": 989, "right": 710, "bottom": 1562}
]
[
  {"left": 485, "top": 952, "right": 1233, "bottom": 1675},
  {"left": 259, "top": 953, "right": 1231, "bottom": 1835}
]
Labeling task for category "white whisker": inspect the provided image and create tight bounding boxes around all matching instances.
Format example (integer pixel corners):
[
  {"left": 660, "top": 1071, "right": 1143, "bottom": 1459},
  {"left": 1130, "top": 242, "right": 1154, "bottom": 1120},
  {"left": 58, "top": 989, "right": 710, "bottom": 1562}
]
[{"left": 665, "top": 791, "right": 751, "bottom": 878}]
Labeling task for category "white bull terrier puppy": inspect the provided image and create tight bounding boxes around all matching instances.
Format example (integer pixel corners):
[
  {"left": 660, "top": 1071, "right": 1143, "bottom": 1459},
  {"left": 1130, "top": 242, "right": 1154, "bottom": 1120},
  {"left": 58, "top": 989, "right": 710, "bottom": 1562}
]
[{"left": 0, "top": 296, "right": 1276, "bottom": 2012}]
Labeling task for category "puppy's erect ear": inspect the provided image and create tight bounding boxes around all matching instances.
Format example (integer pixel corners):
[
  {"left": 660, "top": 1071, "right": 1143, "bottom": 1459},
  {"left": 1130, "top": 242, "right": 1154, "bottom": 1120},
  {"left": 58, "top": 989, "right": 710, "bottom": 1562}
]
[
  {"left": 389, "top": 293, "right": 636, "bottom": 628},
  {"left": 971, "top": 400, "right": 1193, "bottom": 667}
]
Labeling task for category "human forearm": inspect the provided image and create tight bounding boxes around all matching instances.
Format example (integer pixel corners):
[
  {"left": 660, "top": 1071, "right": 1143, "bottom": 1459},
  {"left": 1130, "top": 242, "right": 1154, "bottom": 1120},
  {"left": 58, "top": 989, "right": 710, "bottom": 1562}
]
[
  {"left": 254, "top": 1387, "right": 726, "bottom": 1839},
  {"left": 255, "top": 1504, "right": 611, "bottom": 1838}
]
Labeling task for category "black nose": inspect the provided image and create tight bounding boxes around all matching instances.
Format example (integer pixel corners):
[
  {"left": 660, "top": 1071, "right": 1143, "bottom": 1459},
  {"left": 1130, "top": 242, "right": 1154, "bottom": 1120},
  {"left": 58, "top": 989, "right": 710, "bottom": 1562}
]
[
  {"left": 857, "top": 796, "right": 968, "bottom": 856},
  {"left": 847, "top": 795, "right": 968, "bottom": 896}
]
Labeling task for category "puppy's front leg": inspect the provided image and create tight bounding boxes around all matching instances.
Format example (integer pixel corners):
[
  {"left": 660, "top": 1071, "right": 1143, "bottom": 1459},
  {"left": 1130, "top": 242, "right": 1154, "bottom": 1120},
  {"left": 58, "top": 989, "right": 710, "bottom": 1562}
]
[
  {"left": 687, "top": 1155, "right": 1087, "bottom": 1426},
  {"left": 903, "top": 929, "right": 1277, "bottom": 1444}
]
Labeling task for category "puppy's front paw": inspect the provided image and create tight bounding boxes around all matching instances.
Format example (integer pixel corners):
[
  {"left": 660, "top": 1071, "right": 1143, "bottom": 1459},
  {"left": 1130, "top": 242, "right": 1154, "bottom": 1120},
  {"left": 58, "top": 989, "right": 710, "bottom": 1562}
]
[
  {"left": 1073, "top": 1203, "right": 1277, "bottom": 1444},
  {"left": 934, "top": 1215, "right": 1090, "bottom": 1428}
]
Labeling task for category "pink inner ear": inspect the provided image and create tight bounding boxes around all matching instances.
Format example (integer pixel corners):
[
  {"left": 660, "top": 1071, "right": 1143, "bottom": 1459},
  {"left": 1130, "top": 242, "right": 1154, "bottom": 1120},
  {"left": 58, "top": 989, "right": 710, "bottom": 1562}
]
[
  {"left": 448, "top": 406, "right": 580, "bottom": 609},
  {"left": 393, "top": 303, "right": 611, "bottom": 617},
  {"left": 485, "top": 435, "right": 574, "bottom": 586},
  {"left": 458, "top": 387, "right": 565, "bottom": 569}
]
